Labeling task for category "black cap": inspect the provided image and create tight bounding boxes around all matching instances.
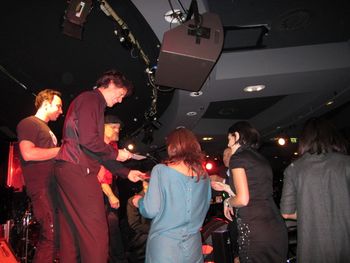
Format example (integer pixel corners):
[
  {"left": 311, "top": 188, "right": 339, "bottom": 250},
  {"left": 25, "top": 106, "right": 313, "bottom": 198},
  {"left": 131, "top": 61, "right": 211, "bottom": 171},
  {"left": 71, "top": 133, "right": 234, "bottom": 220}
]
[{"left": 104, "top": 115, "right": 123, "bottom": 126}]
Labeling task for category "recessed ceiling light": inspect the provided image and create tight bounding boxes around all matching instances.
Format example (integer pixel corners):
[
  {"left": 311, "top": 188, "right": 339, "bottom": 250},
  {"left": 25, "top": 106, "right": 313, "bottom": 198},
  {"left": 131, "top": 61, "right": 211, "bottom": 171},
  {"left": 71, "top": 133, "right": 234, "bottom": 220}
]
[
  {"left": 325, "top": 100, "right": 334, "bottom": 106},
  {"left": 186, "top": 111, "right": 197, "bottom": 116},
  {"left": 243, "top": 85, "right": 265, "bottom": 92},
  {"left": 202, "top": 137, "right": 213, "bottom": 141},
  {"left": 189, "top": 91, "right": 203, "bottom": 97}
]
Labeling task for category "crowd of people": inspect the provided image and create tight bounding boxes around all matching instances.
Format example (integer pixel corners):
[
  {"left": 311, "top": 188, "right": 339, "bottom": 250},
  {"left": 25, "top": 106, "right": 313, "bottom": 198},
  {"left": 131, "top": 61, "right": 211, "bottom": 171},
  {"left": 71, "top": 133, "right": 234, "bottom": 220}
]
[{"left": 16, "top": 68, "right": 350, "bottom": 263}]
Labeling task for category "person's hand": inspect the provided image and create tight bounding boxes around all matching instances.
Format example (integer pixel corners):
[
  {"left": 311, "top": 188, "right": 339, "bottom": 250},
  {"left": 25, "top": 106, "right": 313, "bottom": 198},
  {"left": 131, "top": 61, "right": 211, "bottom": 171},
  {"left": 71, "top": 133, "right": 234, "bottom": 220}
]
[
  {"left": 209, "top": 174, "right": 224, "bottom": 183},
  {"left": 108, "top": 195, "right": 120, "bottom": 209},
  {"left": 128, "top": 170, "right": 145, "bottom": 182},
  {"left": 211, "top": 181, "right": 229, "bottom": 192},
  {"left": 117, "top": 148, "right": 132, "bottom": 162},
  {"left": 132, "top": 194, "right": 143, "bottom": 208},
  {"left": 211, "top": 181, "right": 236, "bottom": 197},
  {"left": 224, "top": 205, "right": 234, "bottom": 221}
]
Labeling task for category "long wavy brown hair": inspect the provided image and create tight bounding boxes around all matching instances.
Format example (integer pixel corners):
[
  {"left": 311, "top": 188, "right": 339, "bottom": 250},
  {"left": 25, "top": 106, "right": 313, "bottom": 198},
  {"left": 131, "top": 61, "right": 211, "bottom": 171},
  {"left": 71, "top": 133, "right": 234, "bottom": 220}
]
[{"left": 164, "top": 128, "right": 207, "bottom": 180}]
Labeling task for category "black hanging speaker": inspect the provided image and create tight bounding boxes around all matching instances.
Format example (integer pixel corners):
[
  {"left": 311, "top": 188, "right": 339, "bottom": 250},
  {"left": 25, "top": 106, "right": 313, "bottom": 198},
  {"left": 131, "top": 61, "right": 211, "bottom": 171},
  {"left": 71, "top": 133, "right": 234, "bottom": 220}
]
[{"left": 155, "top": 12, "right": 224, "bottom": 92}]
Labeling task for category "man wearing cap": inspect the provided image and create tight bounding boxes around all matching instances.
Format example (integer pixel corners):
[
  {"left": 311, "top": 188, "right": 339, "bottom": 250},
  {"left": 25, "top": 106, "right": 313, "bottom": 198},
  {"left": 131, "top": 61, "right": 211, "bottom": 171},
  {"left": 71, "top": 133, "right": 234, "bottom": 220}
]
[{"left": 97, "top": 115, "right": 128, "bottom": 263}]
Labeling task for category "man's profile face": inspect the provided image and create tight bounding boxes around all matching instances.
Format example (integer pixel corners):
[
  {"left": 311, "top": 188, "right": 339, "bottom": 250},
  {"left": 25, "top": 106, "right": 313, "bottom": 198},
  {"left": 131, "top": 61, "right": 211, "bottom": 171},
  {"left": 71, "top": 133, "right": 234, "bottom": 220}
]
[
  {"left": 105, "top": 81, "right": 127, "bottom": 107},
  {"left": 47, "top": 95, "right": 63, "bottom": 121},
  {"left": 104, "top": 123, "right": 121, "bottom": 142}
]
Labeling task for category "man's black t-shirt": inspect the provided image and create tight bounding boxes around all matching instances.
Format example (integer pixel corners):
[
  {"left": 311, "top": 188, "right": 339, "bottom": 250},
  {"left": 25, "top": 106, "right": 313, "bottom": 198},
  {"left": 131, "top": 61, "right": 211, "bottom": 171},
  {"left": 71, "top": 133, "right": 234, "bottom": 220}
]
[{"left": 17, "top": 116, "right": 57, "bottom": 192}]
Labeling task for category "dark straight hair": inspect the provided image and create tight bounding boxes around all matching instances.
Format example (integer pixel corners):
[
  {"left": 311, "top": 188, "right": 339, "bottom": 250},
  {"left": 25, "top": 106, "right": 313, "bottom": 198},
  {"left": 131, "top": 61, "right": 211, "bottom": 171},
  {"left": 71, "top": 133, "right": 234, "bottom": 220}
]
[
  {"left": 298, "top": 117, "right": 348, "bottom": 155},
  {"left": 96, "top": 69, "right": 133, "bottom": 96},
  {"left": 228, "top": 121, "right": 260, "bottom": 149}
]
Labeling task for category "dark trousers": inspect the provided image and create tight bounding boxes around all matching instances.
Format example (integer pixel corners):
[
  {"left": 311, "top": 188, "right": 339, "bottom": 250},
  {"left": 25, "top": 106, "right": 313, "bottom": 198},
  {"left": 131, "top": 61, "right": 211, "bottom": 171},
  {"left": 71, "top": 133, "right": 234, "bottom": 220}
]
[
  {"left": 106, "top": 209, "right": 128, "bottom": 263},
  {"left": 26, "top": 185, "right": 56, "bottom": 263},
  {"left": 54, "top": 161, "right": 108, "bottom": 263}
]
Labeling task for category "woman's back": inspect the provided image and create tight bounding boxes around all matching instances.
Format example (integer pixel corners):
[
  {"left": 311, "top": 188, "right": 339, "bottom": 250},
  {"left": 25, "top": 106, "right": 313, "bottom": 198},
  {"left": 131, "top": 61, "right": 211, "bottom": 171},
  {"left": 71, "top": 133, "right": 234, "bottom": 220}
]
[
  {"left": 139, "top": 164, "right": 211, "bottom": 263},
  {"left": 143, "top": 164, "right": 211, "bottom": 237}
]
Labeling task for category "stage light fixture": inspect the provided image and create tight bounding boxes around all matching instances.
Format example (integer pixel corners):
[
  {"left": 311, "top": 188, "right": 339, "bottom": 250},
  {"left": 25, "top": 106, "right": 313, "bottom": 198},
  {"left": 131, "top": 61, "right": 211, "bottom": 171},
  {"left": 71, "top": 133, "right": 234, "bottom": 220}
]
[
  {"left": 205, "top": 161, "right": 214, "bottom": 171},
  {"left": 62, "top": 0, "right": 93, "bottom": 39},
  {"left": 113, "top": 27, "right": 133, "bottom": 50}
]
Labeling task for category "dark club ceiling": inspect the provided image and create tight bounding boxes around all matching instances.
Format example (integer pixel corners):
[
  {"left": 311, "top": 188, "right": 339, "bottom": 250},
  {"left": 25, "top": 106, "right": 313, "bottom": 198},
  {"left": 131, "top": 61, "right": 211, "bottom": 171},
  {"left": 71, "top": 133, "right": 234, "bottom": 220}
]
[{"left": 1, "top": 0, "right": 350, "bottom": 160}]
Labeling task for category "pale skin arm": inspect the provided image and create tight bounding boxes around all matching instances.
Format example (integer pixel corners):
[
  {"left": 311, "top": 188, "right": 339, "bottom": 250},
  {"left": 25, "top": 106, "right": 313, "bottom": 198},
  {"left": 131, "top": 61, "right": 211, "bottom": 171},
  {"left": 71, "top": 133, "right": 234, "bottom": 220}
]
[
  {"left": 211, "top": 181, "right": 236, "bottom": 197},
  {"left": 223, "top": 168, "right": 249, "bottom": 221},
  {"left": 228, "top": 168, "right": 250, "bottom": 208},
  {"left": 19, "top": 140, "right": 60, "bottom": 161},
  {"left": 101, "top": 183, "right": 120, "bottom": 209}
]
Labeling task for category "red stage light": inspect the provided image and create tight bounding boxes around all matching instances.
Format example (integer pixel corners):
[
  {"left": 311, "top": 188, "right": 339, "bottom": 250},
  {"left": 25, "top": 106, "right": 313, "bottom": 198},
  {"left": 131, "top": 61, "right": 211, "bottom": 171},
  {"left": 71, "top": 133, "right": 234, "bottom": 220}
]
[{"left": 205, "top": 162, "right": 214, "bottom": 171}]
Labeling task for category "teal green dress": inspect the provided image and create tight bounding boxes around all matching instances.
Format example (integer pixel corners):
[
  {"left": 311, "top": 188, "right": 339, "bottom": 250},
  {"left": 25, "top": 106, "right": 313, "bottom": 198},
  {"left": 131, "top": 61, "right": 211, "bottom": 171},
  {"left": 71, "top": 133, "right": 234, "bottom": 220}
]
[{"left": 138, "top": 164, "right": 211, "bottom": 263}]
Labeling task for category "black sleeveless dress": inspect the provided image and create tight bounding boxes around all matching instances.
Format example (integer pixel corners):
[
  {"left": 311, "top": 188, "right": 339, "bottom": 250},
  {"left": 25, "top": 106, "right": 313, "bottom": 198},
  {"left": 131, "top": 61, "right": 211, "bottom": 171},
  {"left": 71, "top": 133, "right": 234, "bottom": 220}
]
[{"left": 229, "top": 147, "right": 288, "bottom": 263}]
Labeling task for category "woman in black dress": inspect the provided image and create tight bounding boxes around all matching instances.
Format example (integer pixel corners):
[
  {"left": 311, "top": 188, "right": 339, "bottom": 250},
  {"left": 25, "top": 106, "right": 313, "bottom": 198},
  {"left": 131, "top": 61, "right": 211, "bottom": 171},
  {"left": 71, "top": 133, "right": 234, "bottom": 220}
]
[{"left": 223, "top": 121, "right": 288, "bottom": 263}]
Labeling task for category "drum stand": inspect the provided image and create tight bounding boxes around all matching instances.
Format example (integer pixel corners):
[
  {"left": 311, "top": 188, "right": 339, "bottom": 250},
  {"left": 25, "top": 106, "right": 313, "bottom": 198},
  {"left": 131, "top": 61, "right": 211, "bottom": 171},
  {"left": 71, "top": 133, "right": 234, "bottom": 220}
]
[{"left": 18, "top": 209, "right": 34, "bottom": 263}]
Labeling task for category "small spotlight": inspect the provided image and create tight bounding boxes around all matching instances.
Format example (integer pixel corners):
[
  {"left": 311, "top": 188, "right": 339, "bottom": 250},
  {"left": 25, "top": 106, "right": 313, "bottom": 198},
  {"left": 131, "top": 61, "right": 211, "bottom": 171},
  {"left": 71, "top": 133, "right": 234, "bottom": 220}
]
[
  {"left": 127, "top": 143, "right": 135, "bottom": 151},
  {"left": 114, "top": 27, "right": 132, "bottom": 49},
  {"left": 325, "top": 100, "right": 334, "bottom": 106},
  {"left": 277, "top": 137, "right": 286, "bottom": 146},
  {"left": 205, "top": 162, "right": 214, "bottom": 171}
]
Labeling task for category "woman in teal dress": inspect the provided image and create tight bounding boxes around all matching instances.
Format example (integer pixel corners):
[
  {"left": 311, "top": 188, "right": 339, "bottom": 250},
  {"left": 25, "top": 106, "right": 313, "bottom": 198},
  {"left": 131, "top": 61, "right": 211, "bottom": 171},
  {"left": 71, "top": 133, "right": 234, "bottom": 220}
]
[{"left": 133, "top": 128, "right": 211, "bottom": 263}]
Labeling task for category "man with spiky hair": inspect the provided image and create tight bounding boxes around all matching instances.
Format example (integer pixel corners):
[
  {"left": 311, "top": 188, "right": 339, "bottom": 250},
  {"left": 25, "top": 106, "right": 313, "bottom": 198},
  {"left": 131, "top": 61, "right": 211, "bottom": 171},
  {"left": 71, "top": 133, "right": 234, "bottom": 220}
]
[{"left": 17, "top": 89, "right": 63, "bottom": 263}]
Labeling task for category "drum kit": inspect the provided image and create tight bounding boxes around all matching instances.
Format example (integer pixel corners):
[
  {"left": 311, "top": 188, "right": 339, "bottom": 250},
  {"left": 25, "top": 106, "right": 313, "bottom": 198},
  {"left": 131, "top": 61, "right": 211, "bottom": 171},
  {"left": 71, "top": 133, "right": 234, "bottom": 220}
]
[
  {"left": 8, "top": 195, "right": 39, "bottom": 263},
  {"left": 4, "top": 142, "right": 40, "bottom": 263}
]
